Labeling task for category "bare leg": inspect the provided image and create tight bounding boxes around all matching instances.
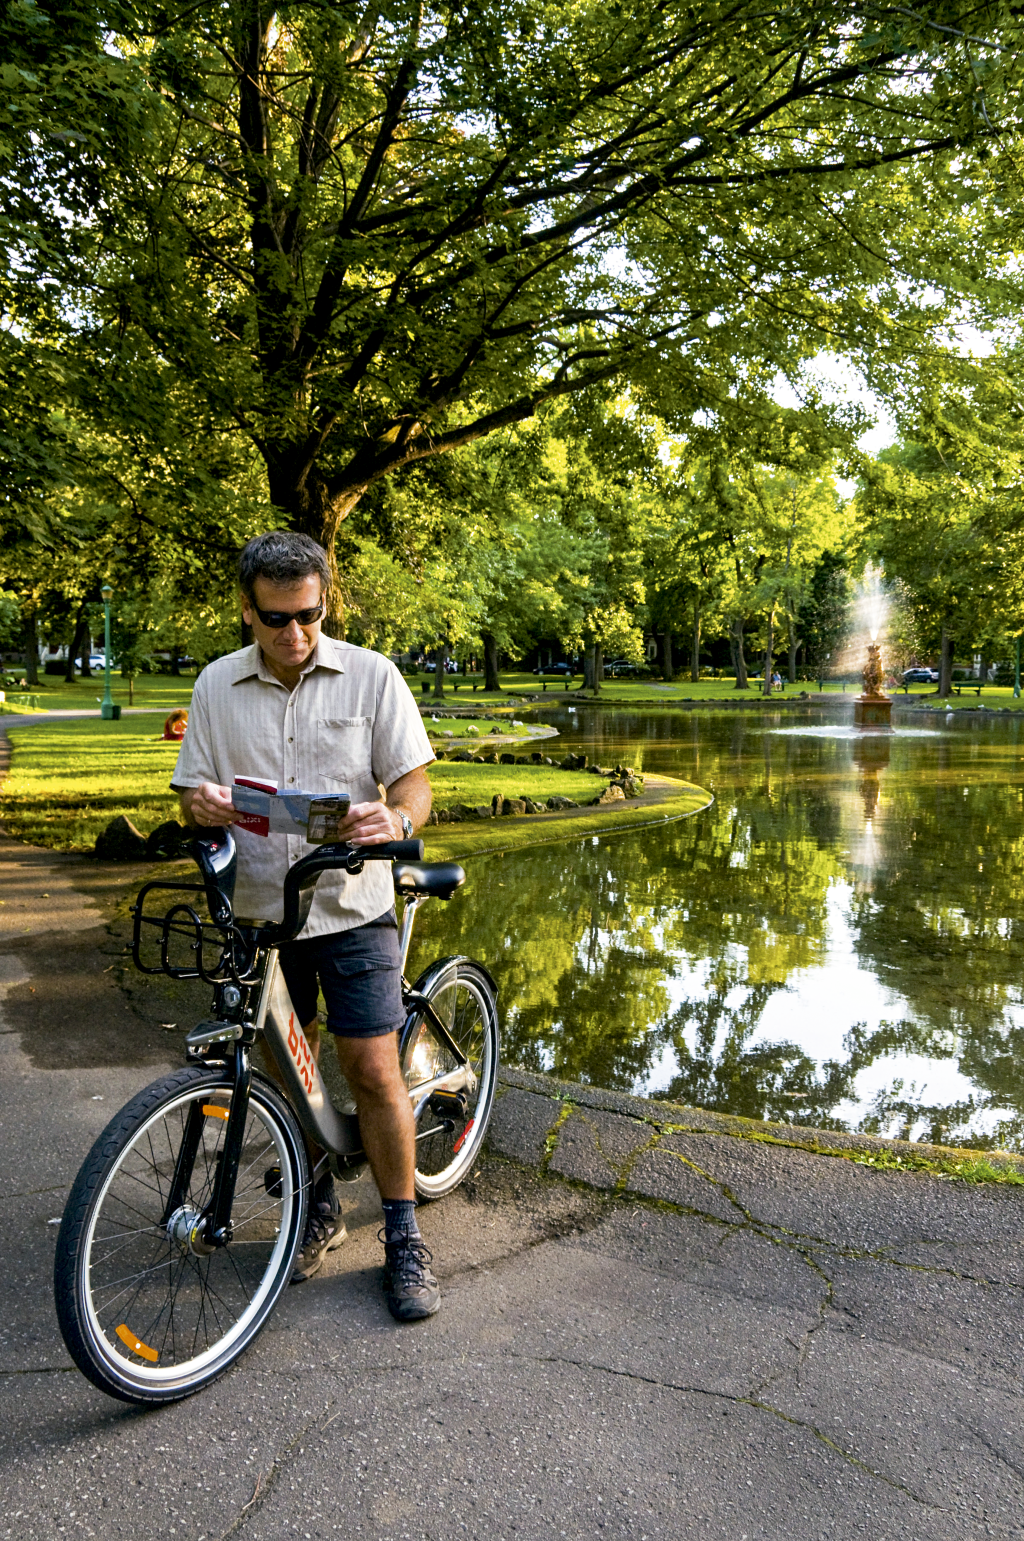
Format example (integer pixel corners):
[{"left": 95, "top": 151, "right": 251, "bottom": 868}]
[{"left": 333, "top": 1032, "right": 416, "bottom": 1201}]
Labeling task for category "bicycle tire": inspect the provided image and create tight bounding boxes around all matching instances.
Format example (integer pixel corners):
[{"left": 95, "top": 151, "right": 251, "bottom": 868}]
[
  {"left": 54, "top": 1064, "right": 308, "bottom": 1404},
  {"left": 400, "top": 957, "right": 499, "bottom": 1200}
]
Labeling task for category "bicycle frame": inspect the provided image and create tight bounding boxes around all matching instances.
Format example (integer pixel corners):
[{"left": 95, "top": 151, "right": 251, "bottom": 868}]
[{"left": 189, "top": 893, "right": 478, "bottom": 1175}]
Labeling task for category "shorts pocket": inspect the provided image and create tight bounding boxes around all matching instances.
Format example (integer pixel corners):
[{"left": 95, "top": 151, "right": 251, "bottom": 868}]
[{"left": 317, "top": 717, "right": 372, "bottom": 783}]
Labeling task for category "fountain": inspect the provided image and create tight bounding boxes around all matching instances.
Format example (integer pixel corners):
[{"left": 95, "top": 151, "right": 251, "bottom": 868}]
[
  {"left": 853, "top": 639, "right": 893, "bottom": 730},
  {"left": 851, "top": 566, "right": 892, "bottom": 731}
]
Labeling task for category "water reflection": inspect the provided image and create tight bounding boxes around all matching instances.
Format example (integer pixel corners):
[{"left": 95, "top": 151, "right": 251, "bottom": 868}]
[{"left": 408, "top": 705, "right": 1024, "bottom": 1149}]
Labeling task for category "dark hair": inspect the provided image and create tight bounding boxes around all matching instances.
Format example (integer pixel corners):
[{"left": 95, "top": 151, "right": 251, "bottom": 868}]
[{"left": 238, "top": 531, "right": 331, "bottom": 598}]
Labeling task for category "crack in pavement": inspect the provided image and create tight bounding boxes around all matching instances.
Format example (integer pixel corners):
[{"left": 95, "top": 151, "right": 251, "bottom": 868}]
[
  {"left": 213, "top": 1400, "right": 339, "bottom": 1540},
  {"left": 0, "top": 1364, "right": 76, "bottom": 1377},
  {"left": 509, "top": 1350, "right": 946, "bottom": 1513},
  {"left": 540, "top": 1106, "right": 1024, "bottom": 1295}
]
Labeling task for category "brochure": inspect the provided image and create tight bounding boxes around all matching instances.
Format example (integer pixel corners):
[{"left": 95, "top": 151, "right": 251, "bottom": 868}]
[{"left": 232, "top": 777, "right": 351, "bottom": 842}]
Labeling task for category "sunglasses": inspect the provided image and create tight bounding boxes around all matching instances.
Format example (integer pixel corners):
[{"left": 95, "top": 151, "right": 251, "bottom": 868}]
[{"left": 252, "top": 600, "right": 325, "bottom": 629}]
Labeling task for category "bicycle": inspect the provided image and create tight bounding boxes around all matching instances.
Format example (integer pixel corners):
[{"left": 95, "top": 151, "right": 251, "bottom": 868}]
[{"left": 53, "top": 829, "right": 499, "bottom": 1405}]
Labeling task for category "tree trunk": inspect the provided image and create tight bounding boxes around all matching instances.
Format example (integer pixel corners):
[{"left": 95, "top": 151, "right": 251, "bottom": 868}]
[
  {"left": 80, "top": 635, "right": 92, "bottom": 677},
  {"left": 762, "top": 605, "right": 775, "bottom": 697},
  {"left": 170, "top": 648, "right": 181, "bottom": 677},
  {"left": 65, "top": 609, "right": 88, "bottom": 682},
  {"left": 265, "top": 459, "right": 359, "bottom": 638},
  {"left": 788, "top": 612, "right": 798, "bottom": 683},
  {"left": 481, "top": 631, "right": 501, "bottom": 692},
  {"left": 583, "top": 643, "right": 599, "bottom": 692},
  {"left": 690, "top": 599, "right": 701, "bottom": 683},
  {"left": 730, "top": 616, "right": 749, "bottom": 689},
  {"left": 21, "top": 612, "right": 38, "bottom": 686},
  {"left": 595, "top": 644, "right": 604, "bottom": 683},
  {"left": 939, "top": 626, "right": 954, "bottom": 696},
  {"left": 662, "top": 627, "right": 674, "bottom": 681},
  {"left": 433, "top": 640, "right": 449, "bottom": 699}
]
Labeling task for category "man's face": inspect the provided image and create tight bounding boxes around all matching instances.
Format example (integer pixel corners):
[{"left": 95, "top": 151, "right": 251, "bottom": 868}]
[{"left": 242, "top": 574, "right": 324, "bottom": 674}]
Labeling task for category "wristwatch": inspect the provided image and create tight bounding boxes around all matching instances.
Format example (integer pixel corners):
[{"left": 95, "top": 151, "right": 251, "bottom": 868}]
[{"left": 397, "top": 811, "right": 414, "bottom": 839}]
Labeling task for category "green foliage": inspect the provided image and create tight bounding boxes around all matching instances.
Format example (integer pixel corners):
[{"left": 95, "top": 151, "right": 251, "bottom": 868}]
[{"left": 10, "top": 0, "right": 1013, "bottom": 560}]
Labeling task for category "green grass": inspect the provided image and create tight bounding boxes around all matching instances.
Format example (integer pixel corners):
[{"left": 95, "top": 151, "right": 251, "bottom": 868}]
[
  {"left": 409, "top": 671, "right": 1024, "bottom": 709},
  {"left": 429, "top": 761, "right": 614, "bottom": 809},
  {"left": 1, "top": 717, "right": 186, "bottom": 850},
  {"left": 1, "top": 674, "right": 197, "bottom": 712},
  {"left": 0, "top": 716, "right": 649, "bottom": 852},
  {"left": 423, "top": 715, "right": 538, "bottom": 739}
]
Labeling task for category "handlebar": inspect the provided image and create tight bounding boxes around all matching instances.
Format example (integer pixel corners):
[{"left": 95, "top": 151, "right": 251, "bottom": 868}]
[{"left": 190, "top": 829, "right": 425, "bottom": 947}]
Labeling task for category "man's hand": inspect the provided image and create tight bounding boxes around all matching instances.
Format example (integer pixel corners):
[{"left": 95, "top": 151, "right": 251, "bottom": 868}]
[
  {"left": 181, "top": 782, "right": 238, "bottom": 829},
  {"left": 337, "top": 801, "right": 405, "bottom": 845},
  {"left": 336, "top": 766, "right": 432, "bottom": 846}
]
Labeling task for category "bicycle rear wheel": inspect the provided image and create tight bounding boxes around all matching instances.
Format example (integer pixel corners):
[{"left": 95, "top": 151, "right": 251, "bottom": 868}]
[
  {"left": 54, "top": 1065, "right": 307, "bottom": 1404},
  {"left": 400, "top": 957, "right": 499, "bottom": 1200}
]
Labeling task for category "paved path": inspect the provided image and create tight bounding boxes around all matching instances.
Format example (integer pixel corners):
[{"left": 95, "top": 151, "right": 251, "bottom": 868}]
[{"left": 1, "top": 830, "right": 1023, "bottom": 1539}]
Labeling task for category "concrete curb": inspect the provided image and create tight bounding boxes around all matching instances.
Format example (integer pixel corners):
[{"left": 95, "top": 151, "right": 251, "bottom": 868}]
[{"left": 489, "top": 1065, "right": 1024, "bottom": 1193}]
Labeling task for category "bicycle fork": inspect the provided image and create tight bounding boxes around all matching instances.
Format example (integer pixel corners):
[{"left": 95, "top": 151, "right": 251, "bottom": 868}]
[{"left": 160, "top": 1039, "right": 253, "bottom": 1252}]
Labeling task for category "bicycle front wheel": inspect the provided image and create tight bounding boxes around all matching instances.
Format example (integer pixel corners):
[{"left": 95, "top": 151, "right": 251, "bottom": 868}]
[
  {"left": 400, "top": 957, "right": 499, "bottom": 1200},
  {"left": 54, "top": 1065, "right": 308, "bottom": 1404}
]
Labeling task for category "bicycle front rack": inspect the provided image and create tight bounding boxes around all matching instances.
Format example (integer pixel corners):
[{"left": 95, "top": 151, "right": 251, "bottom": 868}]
[{"left": 131, "top": 880, "right": 261, "bottom": 986}]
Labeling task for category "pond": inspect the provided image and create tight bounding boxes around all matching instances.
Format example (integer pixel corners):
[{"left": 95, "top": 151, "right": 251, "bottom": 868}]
[{"left": 406, "top": 703, "right": 1024, "bottom": 1149}]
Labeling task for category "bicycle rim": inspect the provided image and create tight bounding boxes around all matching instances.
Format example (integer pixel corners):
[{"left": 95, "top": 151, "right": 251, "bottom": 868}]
[
  {"left": 73, "top": 1076, "right": 304, "bottom": 1399},
  {"left": 402, "top": 960, "right": 498, "bottom": 1199}
]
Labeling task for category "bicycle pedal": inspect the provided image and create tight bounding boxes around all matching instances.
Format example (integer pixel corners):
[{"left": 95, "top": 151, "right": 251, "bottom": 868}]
[{"left": 427, "top": 1089, "right": 469, "bottom": 1120}]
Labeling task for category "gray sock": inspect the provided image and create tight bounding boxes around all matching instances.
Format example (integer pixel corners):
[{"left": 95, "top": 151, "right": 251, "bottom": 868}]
[{"left": 381, "top": 1198, "right": 419, "bottom": 1244}]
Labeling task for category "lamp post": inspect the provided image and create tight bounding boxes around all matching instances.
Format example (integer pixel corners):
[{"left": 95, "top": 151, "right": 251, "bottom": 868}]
[{"left": 99, "top": 584, "right": 120, "bottom": 720}]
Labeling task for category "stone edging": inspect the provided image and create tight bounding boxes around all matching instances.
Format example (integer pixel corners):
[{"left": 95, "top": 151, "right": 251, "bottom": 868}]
[{"left": 491, "top": 1065, "right": 1024, "bottom": 1179}]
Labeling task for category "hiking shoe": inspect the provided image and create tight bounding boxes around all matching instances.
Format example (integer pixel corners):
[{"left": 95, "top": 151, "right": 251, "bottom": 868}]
[
  {"left": 291, "top": 1175, "right": 347, "bottom": 1284},
  {"left": 379, "top": 1230, "right": 441, "bottom": 1322}
]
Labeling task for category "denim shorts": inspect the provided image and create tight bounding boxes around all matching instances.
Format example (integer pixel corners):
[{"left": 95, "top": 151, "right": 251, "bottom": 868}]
[{"left": 276, "top": 910, "right": 405, "bottom": 1039}]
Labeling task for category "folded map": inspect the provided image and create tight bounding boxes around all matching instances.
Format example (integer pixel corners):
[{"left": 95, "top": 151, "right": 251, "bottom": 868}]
[{"left": 232, "top": 777, "right": 351, "bottom": 842}]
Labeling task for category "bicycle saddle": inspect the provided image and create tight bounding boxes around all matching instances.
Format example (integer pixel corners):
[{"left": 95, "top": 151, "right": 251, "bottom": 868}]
[{"left": 392, "top": 861, "right": 466, "bottom": 901}]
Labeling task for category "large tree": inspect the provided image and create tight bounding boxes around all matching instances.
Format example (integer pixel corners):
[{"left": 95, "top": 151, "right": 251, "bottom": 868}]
[{"left": 11, "top": 0, "right": 1017, "bottom": 620}]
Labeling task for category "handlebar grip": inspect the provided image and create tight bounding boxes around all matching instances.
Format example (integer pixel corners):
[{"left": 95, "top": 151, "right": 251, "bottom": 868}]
[{"left": 355, "top": 839, "right": 424, "bottom": 862}]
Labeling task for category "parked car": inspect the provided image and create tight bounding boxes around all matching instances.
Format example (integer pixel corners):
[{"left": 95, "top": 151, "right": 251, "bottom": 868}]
[
  {"left": 902, "top": 667, "right": 939, "bottom": 684},
  {"left": 605, "top": 658, "right": 640, "bottom": 677},
  {"left": 534, "top": 661, "right": 574, "bottom": 675}
]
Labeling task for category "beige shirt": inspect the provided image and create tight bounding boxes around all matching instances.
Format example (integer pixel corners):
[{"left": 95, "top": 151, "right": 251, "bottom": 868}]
[{"left": 171, "top": 638, "right": 433, "bottom": 936}]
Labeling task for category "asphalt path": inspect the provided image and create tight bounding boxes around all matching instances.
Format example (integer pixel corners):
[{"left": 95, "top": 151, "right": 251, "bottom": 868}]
[{"left": 1, "top": 825, "right": 1023, "bottom": 1540}]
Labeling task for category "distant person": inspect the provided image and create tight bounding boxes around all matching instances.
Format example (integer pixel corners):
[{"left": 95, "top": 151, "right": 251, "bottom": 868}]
[
  {"left": 163, "top": 708, "right": 189, "bottom": 741},
  {"left": 772, "top": 670, "right": 782, "bottom": 692}
]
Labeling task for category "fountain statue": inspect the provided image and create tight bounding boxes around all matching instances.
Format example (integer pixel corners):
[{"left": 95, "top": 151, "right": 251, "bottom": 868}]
[{"left": 853, "top": 639, "right": 892, "bottom": 730}]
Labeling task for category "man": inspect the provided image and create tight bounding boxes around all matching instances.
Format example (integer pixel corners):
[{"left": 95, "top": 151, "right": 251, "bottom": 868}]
[{"left": 171, "top": 530, "right": 439, "bottom": 1322}]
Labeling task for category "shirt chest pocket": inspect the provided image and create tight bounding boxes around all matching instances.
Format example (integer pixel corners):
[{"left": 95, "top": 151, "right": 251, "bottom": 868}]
[{"left": 317, "top": 717, "right": 373, "bottom": 785}]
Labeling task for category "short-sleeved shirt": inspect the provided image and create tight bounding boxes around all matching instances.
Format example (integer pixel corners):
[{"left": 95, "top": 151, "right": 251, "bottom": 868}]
[{"left": 170, "top": 638, "right": 433, "bottom": 937}]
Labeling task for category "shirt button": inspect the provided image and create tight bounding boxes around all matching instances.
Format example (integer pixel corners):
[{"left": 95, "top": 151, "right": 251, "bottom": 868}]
[
  {"left": 288, "top": 776, "right": 295, "bottom": 783},
  {"left": 288, "top": 737, "right": 293, "bottom": 742}
]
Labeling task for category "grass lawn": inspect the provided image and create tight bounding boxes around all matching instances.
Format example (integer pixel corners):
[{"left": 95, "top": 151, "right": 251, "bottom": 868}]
[
  {"left": 1, "top": 674, "right": 197, "bottom": 712},
  {"left": 12, "top": 665, "right": 1020, "bottom": 717},
  {"left": 1, "top": 717, "right": 186, "bottom": 850},
  {"left": 423, "top": 715, "right": 539, "bottom": 740},
  {"left": 428, "top": 761, "right": 610, "bottom": 808},
  {"left": 0, "top": 716, "right": 641, "bottom": 852}
]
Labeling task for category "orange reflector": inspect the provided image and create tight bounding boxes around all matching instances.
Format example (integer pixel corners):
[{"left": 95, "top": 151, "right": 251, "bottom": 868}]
[
  {"left": 202, "top": 1104, "right": 229, "bottom": 1120},
  {"left": 453, "top": 1118, "right": 475, "bottom": 1155},
  {"left": 116, "top": 1324, "right": 158, "bottom": 1362}
]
